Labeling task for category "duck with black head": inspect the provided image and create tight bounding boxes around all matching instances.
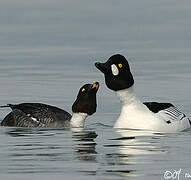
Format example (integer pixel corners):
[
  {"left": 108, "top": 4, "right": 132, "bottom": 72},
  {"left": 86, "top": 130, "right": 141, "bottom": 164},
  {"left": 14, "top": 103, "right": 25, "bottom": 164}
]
[
  {"left": 95, "top": 54, "right": 191, "bottom": 132},
  {"left": 1, "top": 82, "right": 99, "bottom": 128}
]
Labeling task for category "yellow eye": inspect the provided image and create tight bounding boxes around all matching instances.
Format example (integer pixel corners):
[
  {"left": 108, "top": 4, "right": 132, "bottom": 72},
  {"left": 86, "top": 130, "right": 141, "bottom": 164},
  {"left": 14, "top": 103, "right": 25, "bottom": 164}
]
[{"left": 118, "top": 63, "right": 122, "bottom": 68}]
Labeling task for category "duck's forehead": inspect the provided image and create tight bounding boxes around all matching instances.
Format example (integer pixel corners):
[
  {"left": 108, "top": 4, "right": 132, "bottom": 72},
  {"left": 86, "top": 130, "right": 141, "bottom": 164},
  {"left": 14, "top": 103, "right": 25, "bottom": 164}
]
[
  {"left": 108, "top": 56, "right": 126, "bottom": 64},
  {"left": 106, "top": 58, "right": 117, "bottom": 65}
]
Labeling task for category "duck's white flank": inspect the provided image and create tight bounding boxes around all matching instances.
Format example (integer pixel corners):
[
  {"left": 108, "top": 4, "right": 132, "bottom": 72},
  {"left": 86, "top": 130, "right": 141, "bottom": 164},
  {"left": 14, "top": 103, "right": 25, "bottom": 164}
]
[
  {"left": 114, "top": 86, "right": 191, "bottom": 132},
  {"left": 70, "top": 113, "right": 88, "bottom": 128}
]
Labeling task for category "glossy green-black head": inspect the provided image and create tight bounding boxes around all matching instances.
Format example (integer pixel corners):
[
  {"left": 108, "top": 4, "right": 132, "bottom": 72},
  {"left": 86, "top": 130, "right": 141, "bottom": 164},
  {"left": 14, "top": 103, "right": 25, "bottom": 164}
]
[
  {"left": 72, "top": 82, "right": 99, "bottom": 115},
  {"left": 95, "top": 54, "right": 134, "bottom": 91}
]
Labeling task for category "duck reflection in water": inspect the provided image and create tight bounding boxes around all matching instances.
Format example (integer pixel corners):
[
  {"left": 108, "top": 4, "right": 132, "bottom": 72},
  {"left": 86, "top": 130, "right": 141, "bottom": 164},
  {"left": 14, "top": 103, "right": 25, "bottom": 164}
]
[
  {"left": 3, "top": 127, "right": 58, "bottom": 137},
  {"left": 72, "top": 130, "right": 97, "bottom": 163},
  {"left": 104, "top": 129, "right": 167, "bottom": 178}
]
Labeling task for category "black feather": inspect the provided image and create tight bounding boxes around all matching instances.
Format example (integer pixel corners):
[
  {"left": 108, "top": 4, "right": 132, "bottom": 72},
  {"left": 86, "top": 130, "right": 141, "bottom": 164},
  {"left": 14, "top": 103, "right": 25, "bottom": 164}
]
[{"left": 143, "top": 102, "right": 174, "bottom": 113}]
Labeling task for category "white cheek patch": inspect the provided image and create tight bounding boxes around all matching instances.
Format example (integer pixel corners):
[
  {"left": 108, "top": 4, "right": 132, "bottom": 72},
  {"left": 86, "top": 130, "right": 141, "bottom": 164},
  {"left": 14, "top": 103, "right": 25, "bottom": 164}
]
[{"left": 111, "top": 64, "right": 119, "bottom": 76}]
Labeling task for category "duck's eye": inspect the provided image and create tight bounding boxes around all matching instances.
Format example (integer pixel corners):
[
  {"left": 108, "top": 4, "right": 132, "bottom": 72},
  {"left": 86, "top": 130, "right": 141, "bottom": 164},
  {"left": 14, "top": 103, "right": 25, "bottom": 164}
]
[
  {"left": 118, "top": 63, "right": 122, "bottom": 68},
  {"left": 81, "top": 88, "right": 86, "bottom": 92},
  {"left": 111, "top": 64, "right": 119, "bottom": 76}
]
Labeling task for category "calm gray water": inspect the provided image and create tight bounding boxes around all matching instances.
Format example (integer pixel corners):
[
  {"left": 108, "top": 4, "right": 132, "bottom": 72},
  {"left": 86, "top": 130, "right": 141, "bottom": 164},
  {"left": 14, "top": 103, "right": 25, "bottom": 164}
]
[{"left": 0, "top": 1, "right": 191, "bottom": 180}]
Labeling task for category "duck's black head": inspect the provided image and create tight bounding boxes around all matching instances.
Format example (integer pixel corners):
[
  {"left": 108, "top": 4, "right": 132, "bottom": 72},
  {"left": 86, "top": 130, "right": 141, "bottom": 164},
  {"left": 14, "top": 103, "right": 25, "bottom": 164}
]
[
  {"left": 95, "top": 54, "right": 134, "bottom": 91},
  {"left": 72, "top": 82, "right": 99, "bottom": 115}
]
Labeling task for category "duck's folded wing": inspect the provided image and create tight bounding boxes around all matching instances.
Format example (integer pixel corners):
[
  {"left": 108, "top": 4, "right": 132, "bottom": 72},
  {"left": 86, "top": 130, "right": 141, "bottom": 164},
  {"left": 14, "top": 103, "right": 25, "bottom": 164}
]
[
  {"left": 4, "top": 103, "right": 71, "bottom": 124},
  {"left": 144, "top": 102, "right": 191, "bottom": 125},
  {"left": 157, "top": 106, "right": 188, "bottom": 124},
  {"left": 1, "top": 109, "right": 45, "bottom": 127}
]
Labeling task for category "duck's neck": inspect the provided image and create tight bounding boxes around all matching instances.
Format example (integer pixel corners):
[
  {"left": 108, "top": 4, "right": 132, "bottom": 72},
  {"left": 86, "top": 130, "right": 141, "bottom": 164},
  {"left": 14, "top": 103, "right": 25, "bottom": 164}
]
[
  {"left": 116, "top": 86, "right": 138, "bottom": 105},
  {"left": 70, "top": 113, "right": 88, "bottom": 128},
  {"left": 114, "top": 86, "right": 150, "bottom": 129}
]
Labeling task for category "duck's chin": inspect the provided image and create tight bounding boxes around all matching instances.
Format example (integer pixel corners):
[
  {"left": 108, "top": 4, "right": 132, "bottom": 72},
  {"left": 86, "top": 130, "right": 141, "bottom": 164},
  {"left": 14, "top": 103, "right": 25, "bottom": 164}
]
[{"left": 105, "top": 77, "right": 134, "bottom": 92}]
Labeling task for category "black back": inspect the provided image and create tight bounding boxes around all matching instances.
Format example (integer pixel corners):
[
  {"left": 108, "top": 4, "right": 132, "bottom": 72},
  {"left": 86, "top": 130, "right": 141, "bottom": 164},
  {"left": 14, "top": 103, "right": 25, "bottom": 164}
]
[
  {"left": 0, "top": 82, "right": 99, "bottom": 127},
  {"left": 1, "top": 103, "right": 72, "bottom": 127},
  {"left": 143, "top": 102, "right": 174, "bottom": 113}
]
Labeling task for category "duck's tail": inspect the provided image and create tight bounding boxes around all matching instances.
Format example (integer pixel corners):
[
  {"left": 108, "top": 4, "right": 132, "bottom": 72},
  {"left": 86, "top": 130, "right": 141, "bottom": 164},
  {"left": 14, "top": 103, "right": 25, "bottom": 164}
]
[{"left": 0, "top": 104, "right": 13, "bottom": 108}]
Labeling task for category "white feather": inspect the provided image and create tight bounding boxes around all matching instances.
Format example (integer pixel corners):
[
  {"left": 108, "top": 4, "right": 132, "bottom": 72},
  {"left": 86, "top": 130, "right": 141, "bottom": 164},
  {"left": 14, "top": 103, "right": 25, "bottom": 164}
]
[
  {"left": 70, "top": 113, "right": 88, "bottom": 128},
  {"left": 31, "top": 117, "right": 38, "bottom": 122},
  {"left": 114, "top": 86, "right": 191, "bottom": 132},
  {"left": 111, "top": 64, "right": 119, "bottom": 76}
]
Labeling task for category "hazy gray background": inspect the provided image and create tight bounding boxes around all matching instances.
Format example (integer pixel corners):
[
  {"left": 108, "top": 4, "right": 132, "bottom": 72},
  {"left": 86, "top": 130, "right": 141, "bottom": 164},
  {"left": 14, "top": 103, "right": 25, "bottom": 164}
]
[{"left": 1, "top": 0, "right": 191, "bottom": 57}]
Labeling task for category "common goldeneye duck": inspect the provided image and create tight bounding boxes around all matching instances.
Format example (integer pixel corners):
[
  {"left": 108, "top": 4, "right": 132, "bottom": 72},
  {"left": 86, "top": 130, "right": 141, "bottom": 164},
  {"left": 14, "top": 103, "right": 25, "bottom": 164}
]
[
  {"left": 0, "top": 82, "right": 99, "bottom": 128},
  {"left": 95, "top": 54, "right": 191, "bottom": 132}
]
